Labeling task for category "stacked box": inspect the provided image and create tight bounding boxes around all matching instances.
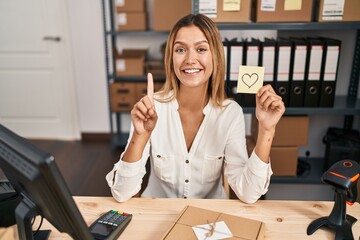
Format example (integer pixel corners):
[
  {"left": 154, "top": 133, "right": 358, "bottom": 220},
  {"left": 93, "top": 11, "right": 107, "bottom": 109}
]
[
  {"left": 115, "top": 49, "right": 147, "bottom": 76},
  {"left": 114, "top": 0, "right": 147, "bottom": 31},
  {"left": 317, "top": 0, "right": 360, "bottom": 22},
  {"left": 250, "top": 116, "right": 309, "bottom": 176}
]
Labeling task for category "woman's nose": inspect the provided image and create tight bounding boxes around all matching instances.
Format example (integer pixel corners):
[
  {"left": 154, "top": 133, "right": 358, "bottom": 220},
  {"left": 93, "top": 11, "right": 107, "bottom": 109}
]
[{"left": 185, "top": 49, "right": 196, "bottom": 64}]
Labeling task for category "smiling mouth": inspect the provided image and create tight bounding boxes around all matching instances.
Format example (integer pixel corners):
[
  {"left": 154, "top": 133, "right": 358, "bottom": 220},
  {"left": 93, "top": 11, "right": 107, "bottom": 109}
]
[{"left": 183, "top": 69, "right": 201, "bottom": 74}]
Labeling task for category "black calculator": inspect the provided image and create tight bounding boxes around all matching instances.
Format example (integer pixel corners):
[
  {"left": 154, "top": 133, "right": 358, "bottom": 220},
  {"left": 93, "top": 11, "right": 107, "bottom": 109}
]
[{"left": 89, "top": 210, "right": 132, "bottom": 240}]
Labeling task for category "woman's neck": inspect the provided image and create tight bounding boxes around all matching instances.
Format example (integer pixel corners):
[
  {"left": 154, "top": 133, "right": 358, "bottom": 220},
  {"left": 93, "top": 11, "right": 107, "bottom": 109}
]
[{"left": 177, "top": 85, "right": 209, "bottom": 111}]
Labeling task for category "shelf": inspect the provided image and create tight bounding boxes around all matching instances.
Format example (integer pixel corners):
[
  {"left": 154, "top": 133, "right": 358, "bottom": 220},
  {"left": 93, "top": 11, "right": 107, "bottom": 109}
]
[
  {"left": 243, "top": 96, "right": 360, "bottom": 115},
  {"left": 271, "top": 157, "right": 326, "bottom": 185},
  {"left": 110, "top": 75, "right": 166, "bottom": 82},
  {"left": 216, "top": 22, "right": 360, "bottom": 31},
  {"left": 106, "top": 30, "right": 169, "bottom": 36}
]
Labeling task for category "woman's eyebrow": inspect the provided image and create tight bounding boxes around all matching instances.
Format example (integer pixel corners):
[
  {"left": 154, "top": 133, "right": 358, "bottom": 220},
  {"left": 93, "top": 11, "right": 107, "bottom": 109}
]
[{"left": 174, "top": 40, "right": 209, "bottom": 46}]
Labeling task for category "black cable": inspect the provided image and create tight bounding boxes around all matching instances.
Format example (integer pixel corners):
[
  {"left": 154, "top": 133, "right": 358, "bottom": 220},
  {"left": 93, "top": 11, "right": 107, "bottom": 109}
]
[{"left": 32, "top": 215, "right": 44, "bottom": 237}]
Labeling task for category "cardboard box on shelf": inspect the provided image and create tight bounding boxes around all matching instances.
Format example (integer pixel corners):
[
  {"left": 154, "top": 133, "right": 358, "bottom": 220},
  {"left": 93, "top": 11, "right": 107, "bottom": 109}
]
[
  {"left": 317, "top": 0, "right": 360, "bottom": 22},
  {"left": 109, "top": 82, "right": 136, "bottom": 112},
  {"left": 251, "top": 115, "right": 309, "bottom": 146},
  {"left": 247, "top": 137, "right": 299, "bottom": 176},
  {"left": 115, "top": 49, "right": 147, "bottom": 76},
  {"left": 114, "top": 0, "right": 145, "bottom": 12},
  {"left": 145, "top": 61, "right": 166, "bottom": 79},
  {"left": 152, "top": 0, "right": 192, "bottom": 31},
  {"left": 116, "top": 12, "right": 147, "bottom": 31},
  {"left": 256, "top": 0, "right": 314, "bottom": 22},
  {"left": 162, "top": 205, "right": 265, "bottom": 240},
  {"left": 212, "top": 0, "right": 253, "bottom": 23}
]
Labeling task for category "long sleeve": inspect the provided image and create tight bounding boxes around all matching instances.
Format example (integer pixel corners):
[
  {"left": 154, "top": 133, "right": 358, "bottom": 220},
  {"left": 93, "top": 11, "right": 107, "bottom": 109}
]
[{"left": 105, "top": 123, "right": 150, "bottom": 202}]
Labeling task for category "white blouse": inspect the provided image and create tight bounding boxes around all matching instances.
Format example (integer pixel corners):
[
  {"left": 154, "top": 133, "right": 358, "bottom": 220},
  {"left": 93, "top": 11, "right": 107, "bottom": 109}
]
[{"left": 106, "top": 95, "right": 273, "bottom": 203}]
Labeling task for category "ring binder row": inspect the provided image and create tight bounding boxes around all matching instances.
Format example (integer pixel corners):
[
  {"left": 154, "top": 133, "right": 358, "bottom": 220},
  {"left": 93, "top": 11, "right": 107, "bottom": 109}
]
[{"left": 223, "top": 37, "right": 341, "bottom": 108}]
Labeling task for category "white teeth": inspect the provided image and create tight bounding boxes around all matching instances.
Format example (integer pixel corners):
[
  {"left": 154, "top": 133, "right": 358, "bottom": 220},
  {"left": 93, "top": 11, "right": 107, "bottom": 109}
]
[{"left": 184, "top": 69, "right": 200, "bottom": 74}]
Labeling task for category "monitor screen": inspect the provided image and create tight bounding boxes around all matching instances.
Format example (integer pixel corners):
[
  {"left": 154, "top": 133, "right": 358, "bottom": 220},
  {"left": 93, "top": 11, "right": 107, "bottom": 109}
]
[{"left": 0, "top": 124, "right": 93, "bottom": 239}]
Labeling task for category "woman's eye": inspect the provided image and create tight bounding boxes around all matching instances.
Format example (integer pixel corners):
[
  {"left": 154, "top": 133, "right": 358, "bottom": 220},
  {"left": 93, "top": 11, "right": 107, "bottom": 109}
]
[
  {"left": 175, "top": 48, "right": 186, "bottom": 53},
  {"left": 198, "top": 48, "right": 207, "bottom": 53}
]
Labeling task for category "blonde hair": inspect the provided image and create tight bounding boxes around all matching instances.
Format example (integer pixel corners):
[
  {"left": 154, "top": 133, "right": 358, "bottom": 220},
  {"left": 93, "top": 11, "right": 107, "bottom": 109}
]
[{"left": 157, "top": 14, "right": 227, "bottom": 107}]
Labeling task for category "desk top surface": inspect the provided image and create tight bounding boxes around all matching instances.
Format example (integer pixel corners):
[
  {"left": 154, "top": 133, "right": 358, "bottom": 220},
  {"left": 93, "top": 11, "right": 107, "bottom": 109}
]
[{"left": 1, "top": 197, "right": 360, "bottom": 239}]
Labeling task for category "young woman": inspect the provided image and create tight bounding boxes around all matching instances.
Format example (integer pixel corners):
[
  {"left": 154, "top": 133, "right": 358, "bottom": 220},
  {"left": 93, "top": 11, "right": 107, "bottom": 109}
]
[{"left": 106, "top": 14, "right": 285, "bottom": 203}]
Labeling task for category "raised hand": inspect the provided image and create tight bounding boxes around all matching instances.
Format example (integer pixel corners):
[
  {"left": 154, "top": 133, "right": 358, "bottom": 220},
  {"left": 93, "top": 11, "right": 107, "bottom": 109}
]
[
  {"left": 255, "top": 84, "right": 285, "bottom": 131},
  {"left": 130, "top": 73, "right": 158, "bottom": 135}
]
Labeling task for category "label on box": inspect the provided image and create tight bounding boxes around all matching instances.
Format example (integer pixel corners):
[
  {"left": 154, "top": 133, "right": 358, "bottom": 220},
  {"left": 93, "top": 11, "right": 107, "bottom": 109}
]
[
  {"left": 116, "top": 59, "right": 126, "bottom": 72},
  {"left": 199, "top": 0, "right": 217, "bottom": 18},
  {"left": 117, "top": 13, "right": 127, "bottom": 26},
  {"left": 322, "top": 0, "right": 344, "bottom": 20},
  {"left": 223, "top": 0, "right": 241, "bottom": 11},
  {"left": 284, "top": 0, "right": 302, "bottom": 11},
  {"left": 115, "top": 0, "right": 125, "bottom": 7},
  {"left": 260, "top": 0, "right": 276, "bottom": 12},
  {"left": 192, "top": 221, "right": 232, "bottom": 240}
]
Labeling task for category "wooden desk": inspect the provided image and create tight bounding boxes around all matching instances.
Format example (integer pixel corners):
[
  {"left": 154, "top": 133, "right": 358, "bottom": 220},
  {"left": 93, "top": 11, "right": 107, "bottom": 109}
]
[{"left": 1, "top": 197, "right": 359, "bottom": 239}]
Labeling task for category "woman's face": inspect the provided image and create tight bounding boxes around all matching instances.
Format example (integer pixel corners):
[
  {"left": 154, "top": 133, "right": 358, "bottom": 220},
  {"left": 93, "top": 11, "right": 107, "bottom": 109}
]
[{"left": 172, "top": 25, "right": 213, "bottom": 89}]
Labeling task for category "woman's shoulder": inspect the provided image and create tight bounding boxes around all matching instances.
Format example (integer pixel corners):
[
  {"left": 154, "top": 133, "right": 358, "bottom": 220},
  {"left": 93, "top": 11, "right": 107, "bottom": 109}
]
[{"left": 222, "top": 99, "right": 243, "bottom": 112}]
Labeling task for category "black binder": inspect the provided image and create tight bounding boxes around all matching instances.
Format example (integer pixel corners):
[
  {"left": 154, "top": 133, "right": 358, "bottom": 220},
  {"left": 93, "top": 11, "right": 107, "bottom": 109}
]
[
  {"left": 228, "top": 40, "right": 245, "bottom": 105},
  {"left": 261, "top": 38, "right": 276, "bottom": 88},
  {"left": 223, "top": 39, "right": 231, "bottom": 98},
  {"left": 242, "top": 38, "right": 261, "bottom": 107},
  {"left": 319, "top": 37, "right": 341, "bottom": 107},
  {"left": 304, "top": 38, "right": 323, "bottom": 107},
  {"left": 274, "top": 38, "right": 292, "bottom": 107},
  {"left": 289, "top": 38, "right": 307, "bottom": 107}
]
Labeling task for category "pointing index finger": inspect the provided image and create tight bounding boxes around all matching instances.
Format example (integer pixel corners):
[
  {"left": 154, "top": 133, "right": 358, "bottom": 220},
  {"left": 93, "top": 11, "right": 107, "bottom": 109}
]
[{"left": 147, "top": 72, "right": 154, "bottom": 105}]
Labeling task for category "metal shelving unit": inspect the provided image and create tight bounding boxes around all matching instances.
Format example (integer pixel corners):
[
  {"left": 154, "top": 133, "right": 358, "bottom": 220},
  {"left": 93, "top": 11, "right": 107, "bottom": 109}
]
[{"left": 102, "top": 0, "right": 360, "bottom": 154}]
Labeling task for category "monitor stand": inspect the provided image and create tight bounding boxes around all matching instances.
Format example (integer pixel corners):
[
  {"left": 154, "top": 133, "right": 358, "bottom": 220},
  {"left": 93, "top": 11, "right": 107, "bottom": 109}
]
[{"left": 15, "top": 198, "right": 51, "bottom": 240}]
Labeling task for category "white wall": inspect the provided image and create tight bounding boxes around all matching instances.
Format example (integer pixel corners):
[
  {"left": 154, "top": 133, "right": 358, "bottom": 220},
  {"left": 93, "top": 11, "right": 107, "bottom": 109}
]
[{"left": 67, "top": 0, "right": 110, "bottom": 133}]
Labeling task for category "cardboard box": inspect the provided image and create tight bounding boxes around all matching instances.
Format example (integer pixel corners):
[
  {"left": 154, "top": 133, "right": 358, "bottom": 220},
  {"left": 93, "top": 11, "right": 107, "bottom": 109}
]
[
  {"left": 256, "top": 0, "right": 314, "bottom": 22},
  {"left": 145, "top": 61, "right": 166, "bottom": 79},
  {"left": 116, "top": 12, "right": 147, "bottom": 31},
  {"left": 212, "top": 0, "right": 253, "bottom": 23},
  {"left": 110, "top": 81, "right": 163, "bottom": 112},
  {"left": 317, "top": 0, "right": 360, "bottom": 22},
  {"left": 110, "top": 82, "right": 136, "bottom": 112},
  {"left": 115, "top": 49, "right": 147, "bottom": 76},
  {"left": 114, "top": 0, "right": 145, "bottom": 12},
  {"left": 162, "top": 205, "right": 265, "bottom": 239},
  {"left": 247, "top": 137, "right": 299, "bottom": 176},
  {"left": 251, "top": 115, "right": 309, "bottom": 146},
  {"left": 152, "top": 0, "right": 192, "bottom": 31}
]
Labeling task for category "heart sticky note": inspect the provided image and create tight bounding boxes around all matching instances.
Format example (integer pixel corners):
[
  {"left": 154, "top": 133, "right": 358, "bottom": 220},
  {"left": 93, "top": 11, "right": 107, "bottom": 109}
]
[{"left": 237, "top": 65, "right": 264, "bottom": 94}]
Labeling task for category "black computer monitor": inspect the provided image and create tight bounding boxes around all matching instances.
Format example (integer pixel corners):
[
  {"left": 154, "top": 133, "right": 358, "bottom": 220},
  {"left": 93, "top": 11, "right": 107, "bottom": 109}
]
[{"left": 0, "top": 124, "right": 93, "bottom": 240}]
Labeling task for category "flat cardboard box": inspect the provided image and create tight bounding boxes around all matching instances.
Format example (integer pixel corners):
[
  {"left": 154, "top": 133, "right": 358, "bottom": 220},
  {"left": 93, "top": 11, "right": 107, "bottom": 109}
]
[
  {"left": 116, "top": 12, "right": 146, "bottom": 31},
  {"left": 162, "top": 205, "right": 265, "bottom": 239},
  {"left": 247, "top": 137, "right": 299, "bottom": 176},
  {"left": 145, "top": 61, "right": 165, "bottom": 79},
  {"left": 152, "top": 0, "right": 192, "bottom": 31},
  {"left": 251, "top": 115, "right": 309, "bottom": 146},
  {"left": 212, "top": 0, "right": 253, "bottom": 23},
  {"left": 114, "top": 0, "right": 145, "bottom": 12},
  {"left": 317, "top": 0, "right": 360, "bottom": 22},
  {"left": 256, "top": 0, "right": 314, "bottom": 22},
  {"left": 115, "top": 49, "right": 147, "bottom": 76}
]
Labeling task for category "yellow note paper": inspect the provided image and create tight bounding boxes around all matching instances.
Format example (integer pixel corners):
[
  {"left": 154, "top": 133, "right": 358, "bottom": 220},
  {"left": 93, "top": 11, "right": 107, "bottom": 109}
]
[
  {"left": 284, "top": 0, "right": 302, "bottom": 11},
  {"left": 223, "top": 0, "right": 241, "bottom": 11},
  {"left": 237, "top": 65, "right": 264, "bottom": 94}
]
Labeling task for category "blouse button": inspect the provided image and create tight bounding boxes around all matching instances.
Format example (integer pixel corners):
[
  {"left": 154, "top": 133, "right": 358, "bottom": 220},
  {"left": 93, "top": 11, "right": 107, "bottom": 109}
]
[
  {"left": 218, "top": 156, "right": 222, "bottom": 159},
  {"left": 184, "top": 196, "right": 187, "bottom": 199},
  {"left": 185, "top": 179, "right": 189, "bottom": 183},
  {"left": 185, "top": 159, "right": 189, "bottom": 164},
  {"left": 157, "top": 155, "right": 161, "bottom": 158}
]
